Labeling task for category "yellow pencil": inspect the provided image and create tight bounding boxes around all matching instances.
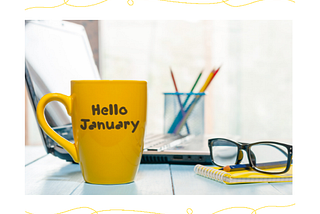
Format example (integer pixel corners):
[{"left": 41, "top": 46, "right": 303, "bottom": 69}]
[{"left": 199, "top": 69, "right": 215, "bottom": 92}]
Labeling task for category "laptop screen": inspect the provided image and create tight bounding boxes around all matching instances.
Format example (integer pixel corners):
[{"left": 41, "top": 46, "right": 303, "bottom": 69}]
[
  {"left": 25, "top": 20, "right": 100, "bottom": 159},
  {"left": 25, "top": 20, "right": 100, "bottom": 127}
]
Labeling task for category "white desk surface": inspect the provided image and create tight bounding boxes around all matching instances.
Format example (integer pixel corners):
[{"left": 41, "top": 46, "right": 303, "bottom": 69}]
[{"left": 25, "top": 146, "right": 292, "bottom": 195}]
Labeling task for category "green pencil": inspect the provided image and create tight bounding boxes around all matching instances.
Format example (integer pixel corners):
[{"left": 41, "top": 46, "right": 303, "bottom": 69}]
[
  {"left": 168, "top": 69, "right": 203, "bottom": 134},
  {"left": 190, "top": 70, "right": 203, "bottom": 92},
  {"left": 182, "top": 70, "right": 203, "bottom": 107}
]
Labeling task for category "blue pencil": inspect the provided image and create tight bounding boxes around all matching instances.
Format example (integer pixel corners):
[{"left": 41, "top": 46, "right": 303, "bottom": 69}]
[
  {"left": 170, "top": 68, "right": 190, "bottom": 134},
  {"left": 220, "top": 161, "right": 289, "bottom": 172}
]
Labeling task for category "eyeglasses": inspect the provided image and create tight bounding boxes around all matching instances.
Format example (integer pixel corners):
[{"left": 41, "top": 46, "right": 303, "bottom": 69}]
[{"left": 208, "top": 138, "right": 293, "bottom": 174}]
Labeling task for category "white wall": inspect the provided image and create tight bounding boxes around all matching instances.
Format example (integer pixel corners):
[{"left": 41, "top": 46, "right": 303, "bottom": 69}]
[{"left": 99, "top": 20, "right": 292, "bottom": 142}]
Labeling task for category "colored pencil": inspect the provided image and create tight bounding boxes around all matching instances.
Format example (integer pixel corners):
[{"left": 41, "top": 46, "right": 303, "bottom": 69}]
[
  {"left": 173, "top": 67, "right": 220, "bottom": 134},
  {"left": 220, "top": 160, "right": 289, "bottom": 172},
  {"left": 167, "top": 69, "right": 202, "bottom": 134},
  {"left": 204, "top": 67, "right": 220, "bottom": 91},
  {"left": 170, "top": 68, "right": 190, "bottom": 134},
  {"left": 190, "top": 70, "right": 203, "bottom": 93},
  {"left": 169, "top": 68, "right": 215, "bottom": 134},
  {"left": 182, "top": 70, "right": 203, "bottom": 107},
  {"left": 220, "top": 164, "right": 251, "bottom": 172}
]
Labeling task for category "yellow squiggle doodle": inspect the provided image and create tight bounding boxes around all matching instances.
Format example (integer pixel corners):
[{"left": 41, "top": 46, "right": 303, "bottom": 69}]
[
  {"left": 93, "top": 209, "right": 163, "bottom": 214},
  {"left": 158, "top": 0, "right": 224, "bottom": 5},
  {"left": 57, "top": 207, "right": 98, "bottom": 214},
  {"left": 186, "top": 208, "right": 193, "bottom": 214},
  {"left": 25, "top": 0, "right": 294, "bottom": 10},
  {"left": 128, "top": 0, "right": 134, "bottom": 6},
  {"left": 251, "top": 204, "right": 296, "bottom": 214},
  {"left": 25, "top": 0, "right": 69, "bottom": 10},
  {"left": 159, "top": 0, "right": 295, "bottom": 7},
  {"left": 25, "top": 204, "right": 295, "bottom": 214},
  {"left": 222, "top": 0, "right": 265, "bottom": 7},
  {"left": 212, "top": 206, "right": 255, "bottom": 214},
  {"left": 64, "top": 0, "right": 110, "bottom": 7},
  {"left": 25, "top": 0, "right": 114, "bottom": 10},
  {"left": 212, "top": 203, "right": 295, "bottom": 214}
]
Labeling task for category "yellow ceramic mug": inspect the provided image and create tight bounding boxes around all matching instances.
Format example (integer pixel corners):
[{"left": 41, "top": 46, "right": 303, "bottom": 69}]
[{"left": 36, "top": 80, "right": 147, "bottom": 184}]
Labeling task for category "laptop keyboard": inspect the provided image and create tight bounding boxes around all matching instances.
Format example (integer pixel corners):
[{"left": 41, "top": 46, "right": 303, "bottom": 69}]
[{"left": 144, "top": 134, "right": 189, "bottom": 151}]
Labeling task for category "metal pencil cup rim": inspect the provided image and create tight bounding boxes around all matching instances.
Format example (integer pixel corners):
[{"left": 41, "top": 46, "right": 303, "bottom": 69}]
[{"left": 163, "top": 92, "right": 206, "bottom": 96}]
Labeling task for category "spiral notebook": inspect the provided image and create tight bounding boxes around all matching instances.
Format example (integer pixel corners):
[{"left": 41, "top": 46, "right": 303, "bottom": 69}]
[{"left": 194, "top": 164, "right": 292, "bottom": 185}]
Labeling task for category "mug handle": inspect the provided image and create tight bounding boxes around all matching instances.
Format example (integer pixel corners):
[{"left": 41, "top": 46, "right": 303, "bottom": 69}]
[{"left": 36, "top": 93, "right": 79, "bottom": 163}]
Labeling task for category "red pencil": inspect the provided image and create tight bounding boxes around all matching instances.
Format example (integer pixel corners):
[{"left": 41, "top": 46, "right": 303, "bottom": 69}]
[
  {"left": 170, "top": 68, "right": 179, "bottom": 92},
  {"left": 170, "top": 67, "right": 190, "bottom": 134},
  {"left": 204, "top": 67, "right": 220, "bottom": 91}
]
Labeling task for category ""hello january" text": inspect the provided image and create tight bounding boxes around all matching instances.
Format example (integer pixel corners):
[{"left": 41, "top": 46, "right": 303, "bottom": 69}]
[{"left": 80, "top": 104, "right": 139, "bottom": 133}]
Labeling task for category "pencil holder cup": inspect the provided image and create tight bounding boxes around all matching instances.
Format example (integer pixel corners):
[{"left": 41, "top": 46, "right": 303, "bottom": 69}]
[{"left": 164, "top": 92, "right": 205, "bottom": 135}]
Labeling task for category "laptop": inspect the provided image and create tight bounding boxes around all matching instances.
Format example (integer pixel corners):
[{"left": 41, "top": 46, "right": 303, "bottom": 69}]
[
  {"left": 25, "top": 20, "right": 213, "bottom": 165},
  {"left": 141, "top": 134, "right": 214, "bottom": 164}
]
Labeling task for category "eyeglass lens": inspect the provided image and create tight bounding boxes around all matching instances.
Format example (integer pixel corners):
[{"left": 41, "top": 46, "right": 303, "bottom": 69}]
[
  {"left": 211, "top": 139, "right": 291, "bottom": 173},
  {"left": 211, "top": 139, "right": 238, "bottom": 166},
  {"left": 249, "top": 143, "right": 289, "bottom": 173}
]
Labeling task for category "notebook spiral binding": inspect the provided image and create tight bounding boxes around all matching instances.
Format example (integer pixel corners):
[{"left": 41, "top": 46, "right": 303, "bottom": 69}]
[{"left": 194, "top": 164, "right": 231, "bottom": 183}]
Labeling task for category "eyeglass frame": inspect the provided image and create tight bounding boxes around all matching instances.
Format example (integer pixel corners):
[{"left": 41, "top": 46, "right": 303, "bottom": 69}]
[{"left": 208, "top": 138, "right": 293, "bottom": 174}]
